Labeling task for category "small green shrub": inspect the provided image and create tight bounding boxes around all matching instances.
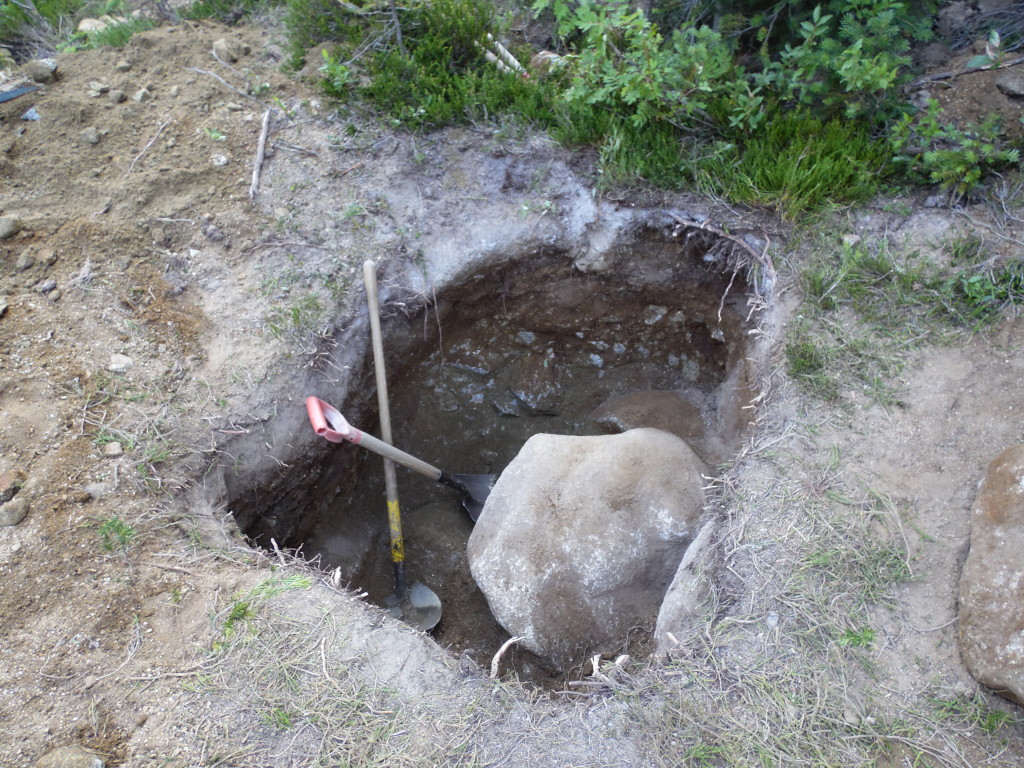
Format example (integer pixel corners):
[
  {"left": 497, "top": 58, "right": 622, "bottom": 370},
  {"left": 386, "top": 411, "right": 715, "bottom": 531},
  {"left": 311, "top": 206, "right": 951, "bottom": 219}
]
[
  {"left": 181, "top": 0, "right": 283, "bottom": 24},
  {"left": 890, "top": 100, "right": 1021, "bottom": 200},
  {"left": 98, "top": 516, "right": 136, "bottom": 553}
]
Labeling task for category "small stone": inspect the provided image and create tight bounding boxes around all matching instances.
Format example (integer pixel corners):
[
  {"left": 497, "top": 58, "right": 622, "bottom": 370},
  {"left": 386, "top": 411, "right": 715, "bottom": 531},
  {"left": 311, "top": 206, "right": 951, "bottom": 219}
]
[
  {"left": 34, "top": 744, "right": 105, "bottom": 768},
  {"left": 133, "top": 88, "right": 151, "bottom": 103},
  {"left": 108, "top": 89, "right": 126, "bottom": 104},
  {"left": 923, "top": 195, "right": 945, "bottom": 208},
  {"left": 80, "top": 127, "right": 101, "bottom": 145},
  {"left": 78, "top": 18, "right": 108, "bottom": 33},
  {"left": 225, "top": 101, "right": 243, "bottom": 111},
  {"left": 0, "top": 496, "right": 29, "bottom": 526},
  {"left": 22, "top": 58, "right": 57, "bottom": 83},
  {"left": 0, "top": 215, "right": 22, "bottom": 240},
  {"left": 169, "top": 85, "right": 180, "bottom": 98},
  {"left": 83, "top": 482, "right": 111, "bottom": 500},
  {"left": 103, "top": 442, "right": 123, "bottom": 457},
  {"left": 87, "top": 81, "right": 109, "bottom": 94},
  {"left": 35, "top": 279, "right": 57, "bottom": 294},
  {"left": 211, "top": 154, "right": 229, "bottom": 167},
  {"left": 643, "top": 305, "right": 667, "bottom": 325},
  {"left": 0, "top": 469, "right": 24, "bottom": 503},
  {"left": 107, "top": 353, "right": 134, "bottom": 373},
  {"left": 995, "top": 72, "right": 1024, "bottom": 98},
  {"left": 40, "top": 248, "right": 57, "bottom": 266},
  {"left": 48, "top": 289, "right": 62, "bottom": 303},
  {"left": 212, "top": 37, "right": 249, "bottom": 63},
  {"left": 15, "top": 249, "right": 34, "bottom": 271},
  {"left": 841, "top": 234, "right": 862, "bottom": 247},
  {"left": 115, "top": 59, "right": 131, "bottom": 72},
  {"left": 0, "top": 297, "right": 8, "bottom": 318}
]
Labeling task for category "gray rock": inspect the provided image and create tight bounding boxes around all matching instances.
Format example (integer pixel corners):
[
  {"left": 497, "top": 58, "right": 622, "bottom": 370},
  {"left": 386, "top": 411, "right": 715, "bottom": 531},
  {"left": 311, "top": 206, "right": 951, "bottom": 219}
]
[
  {"left": 996, "top": 72, "right": 1024, "bottom": 98},
  {"left": 48, "top": 289, "right": 62, "bottom": 303},
  {"left": 115, "top": 59, "right": 131, "bottom": 72},
  {"left": 959, "top": 445, "right": 1024, "bottom": 704},
  {"left": 80, "top": 127, "right": 101, "bottom": 145},
  {"left": 468, "top": 429, "right": 706, "bottom": 669},
  {"left": 591, "top": 390, "right": 724, "bottom": 464},
  {"left": 15, "top": 249, "right": 34, "bottom": 271},
  {"left": 103, "top": 442, "right": 123, "bottom": 457},
  {"left": 35, "top": 279, "right": 57, "bottom": 294},
  {"left": 0, "top": 469, "right": 23, "bottom": 503},
  {"left": 22, "top": 57, "right": 57, "bottom": 83},
  {"left": 508, "top": 348, "right": 562, "bottom": 415},
  {"left": 108, "top": 89, "right": 126, "bottom": 104},
  {"left": 39, "top": 248, "right": 57, "bottom": 266},
  {"left": 212, "top": 37, "right": 250, "bottom": 63},
  {"left": 0, "top": 496, "right": 29, "bottom": 526},
  {"left": 107, "top": 353, "right": 134, "bottom": 373},
  {"left": 937, "top": 2, "right": 973, "bottom": 39},
  {"left": 0, "top": 215, "right": 22, "bottom": 240},
  {"left": 0, "top": 297, "right": 8, "bottom": 319},
  {"left": 978, "top": 0, "right": 1015, "bottom": 13},
  {"left": 133, "top": 88, "right": 151, "bottom": 103},
  {"left": 655, "top": 519, "right": 716, "bottom": 653},
  {"left": 34, "top": 745, "right": 105, "bottom": 768}
]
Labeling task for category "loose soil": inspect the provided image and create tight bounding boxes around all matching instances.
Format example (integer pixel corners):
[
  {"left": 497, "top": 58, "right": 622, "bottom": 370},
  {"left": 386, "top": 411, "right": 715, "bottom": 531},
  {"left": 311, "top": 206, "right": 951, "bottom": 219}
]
[{"left": 2, "top": 17, "right": 1024, "bottom": 768}]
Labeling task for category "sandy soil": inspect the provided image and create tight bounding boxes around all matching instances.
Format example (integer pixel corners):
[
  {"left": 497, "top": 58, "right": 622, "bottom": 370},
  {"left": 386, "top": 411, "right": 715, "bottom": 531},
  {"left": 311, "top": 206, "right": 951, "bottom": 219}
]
[{"left": 2, "top": 17, "right": 1024, "bottom": 768}]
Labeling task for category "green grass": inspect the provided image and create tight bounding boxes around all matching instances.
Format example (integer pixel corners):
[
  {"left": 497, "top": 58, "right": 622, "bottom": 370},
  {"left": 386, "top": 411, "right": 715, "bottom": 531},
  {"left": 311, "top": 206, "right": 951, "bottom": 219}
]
[
  {"left": 786, "top": 233, "right": 1024, "bottom": 404},
  {"left": 692, "top": 114, "right": 892, "bottom": 220}
]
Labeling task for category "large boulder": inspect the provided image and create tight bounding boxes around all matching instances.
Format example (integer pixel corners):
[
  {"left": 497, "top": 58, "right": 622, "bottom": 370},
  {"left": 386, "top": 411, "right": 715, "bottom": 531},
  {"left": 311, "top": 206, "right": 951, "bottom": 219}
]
[
  {"left": 467, "top": 428, "right": 706, "bottom": 669},
  {"left": 959, "top": 445, "right": 1024, "bottom": 704}
]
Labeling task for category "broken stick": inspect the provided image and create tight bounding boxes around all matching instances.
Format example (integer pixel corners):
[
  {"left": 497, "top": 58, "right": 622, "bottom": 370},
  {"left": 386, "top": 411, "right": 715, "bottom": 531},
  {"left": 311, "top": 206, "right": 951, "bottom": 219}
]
[{"left": 250, "top": 109, "right": 271, "bottom": 200}]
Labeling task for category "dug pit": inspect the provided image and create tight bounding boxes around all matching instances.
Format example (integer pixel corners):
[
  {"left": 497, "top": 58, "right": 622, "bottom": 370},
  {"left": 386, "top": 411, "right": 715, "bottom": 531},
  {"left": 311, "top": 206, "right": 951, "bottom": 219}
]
[{"left": 229, "top": 222, "right": 767, "bottom": 682}]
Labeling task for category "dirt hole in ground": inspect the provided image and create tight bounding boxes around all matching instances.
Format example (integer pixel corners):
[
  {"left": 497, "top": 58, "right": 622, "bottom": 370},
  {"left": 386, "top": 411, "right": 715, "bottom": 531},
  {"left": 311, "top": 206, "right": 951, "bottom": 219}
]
[{"left": 229, "top": 229, "right": 761, "bottom": 684}]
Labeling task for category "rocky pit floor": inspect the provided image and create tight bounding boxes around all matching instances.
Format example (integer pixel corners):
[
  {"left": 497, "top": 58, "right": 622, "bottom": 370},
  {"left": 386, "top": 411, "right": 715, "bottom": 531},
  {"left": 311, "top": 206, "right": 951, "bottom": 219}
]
[{"left": 2, "top": 18, "right": 1024, "bottom": 768}]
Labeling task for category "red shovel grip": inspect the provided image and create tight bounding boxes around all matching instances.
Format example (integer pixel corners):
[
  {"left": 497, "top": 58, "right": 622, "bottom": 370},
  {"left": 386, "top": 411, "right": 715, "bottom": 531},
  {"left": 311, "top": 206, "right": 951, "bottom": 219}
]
[{"left": 306, "top": 396, "right": 363, "bottom": 445}]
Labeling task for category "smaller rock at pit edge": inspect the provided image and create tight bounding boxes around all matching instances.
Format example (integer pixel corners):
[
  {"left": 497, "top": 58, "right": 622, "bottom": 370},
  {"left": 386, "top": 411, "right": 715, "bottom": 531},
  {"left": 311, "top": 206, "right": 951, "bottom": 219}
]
[
  {"left": 107, "top": 353, "right": 134, "bottom": 373},
  {"left": 34, "top": 744, "right": 105, "bottom": 768},
  {"left": 103, "top": 442, "right": 123, "bottom": 457},
  {"left": 0, "top": 496, "right": 29, "bottom": 526},
  {"left": 0, "top": 215, "right": 22, "bottom": 240}
]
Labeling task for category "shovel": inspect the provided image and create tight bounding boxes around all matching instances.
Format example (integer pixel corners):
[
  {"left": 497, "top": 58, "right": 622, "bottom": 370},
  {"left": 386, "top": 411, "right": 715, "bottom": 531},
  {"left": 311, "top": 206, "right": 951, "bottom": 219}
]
[
  {"left": 305, "top": 396, "right": 496, "bottom": 523},
  {"left": 365, "top": 260, "right": 440, "bottom": 631}
]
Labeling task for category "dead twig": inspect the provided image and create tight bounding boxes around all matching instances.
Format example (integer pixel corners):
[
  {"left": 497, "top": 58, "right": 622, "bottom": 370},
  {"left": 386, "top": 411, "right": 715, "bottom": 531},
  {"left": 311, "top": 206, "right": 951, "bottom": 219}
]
[
  {"left": 186, "top": 67, "right": 268, "bottom": 108},
  {"left": 250, "top": 109, "right": 272, "bottom": 199},
  {"left": 126, "top": 118, "right": 172, "bottom": 176},
  {"left": 490, "top": 635, "right": 525, "bottom": 678},
  {"left": 141, "top": 561, "right": 196, "bottom": 576},
  {"left": 909, "top": 54, "right": 1024, "bottom": 87}
]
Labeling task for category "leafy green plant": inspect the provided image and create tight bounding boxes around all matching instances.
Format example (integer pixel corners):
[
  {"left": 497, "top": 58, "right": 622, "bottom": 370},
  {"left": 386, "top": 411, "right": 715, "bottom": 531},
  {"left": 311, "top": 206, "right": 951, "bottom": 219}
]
[
  {"left": 890, "top": 100, "right": 1020, "bottom": 200},
  {"left": 98, "top": 516, "right": 136, "bottom": 553}
]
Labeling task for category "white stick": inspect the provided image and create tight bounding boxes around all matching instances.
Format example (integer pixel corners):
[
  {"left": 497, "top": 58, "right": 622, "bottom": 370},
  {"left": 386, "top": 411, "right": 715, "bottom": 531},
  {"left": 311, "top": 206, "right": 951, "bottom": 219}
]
[
  {"left": 250, "top": 109, "right": 271, "bottom": 200},
  {"left": 490, "top": 636, "right": 525, "bottom": 678}
]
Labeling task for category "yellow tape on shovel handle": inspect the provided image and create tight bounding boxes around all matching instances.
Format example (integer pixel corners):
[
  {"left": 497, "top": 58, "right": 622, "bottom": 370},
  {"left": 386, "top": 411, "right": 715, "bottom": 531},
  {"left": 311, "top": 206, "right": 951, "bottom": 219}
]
[{"left": 387, "top": 499, "right": 404, "bottom": 563}]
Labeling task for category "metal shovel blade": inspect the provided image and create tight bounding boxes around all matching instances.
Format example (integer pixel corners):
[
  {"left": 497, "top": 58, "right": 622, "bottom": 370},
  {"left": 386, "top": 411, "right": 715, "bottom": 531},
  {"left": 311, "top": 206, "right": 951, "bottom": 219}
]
[
  {"left": 440, "top": 472, "right": 496, "bottom": 522},
  {"left": 384, "top": 581, "right": 443, "bottom": 631}
]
